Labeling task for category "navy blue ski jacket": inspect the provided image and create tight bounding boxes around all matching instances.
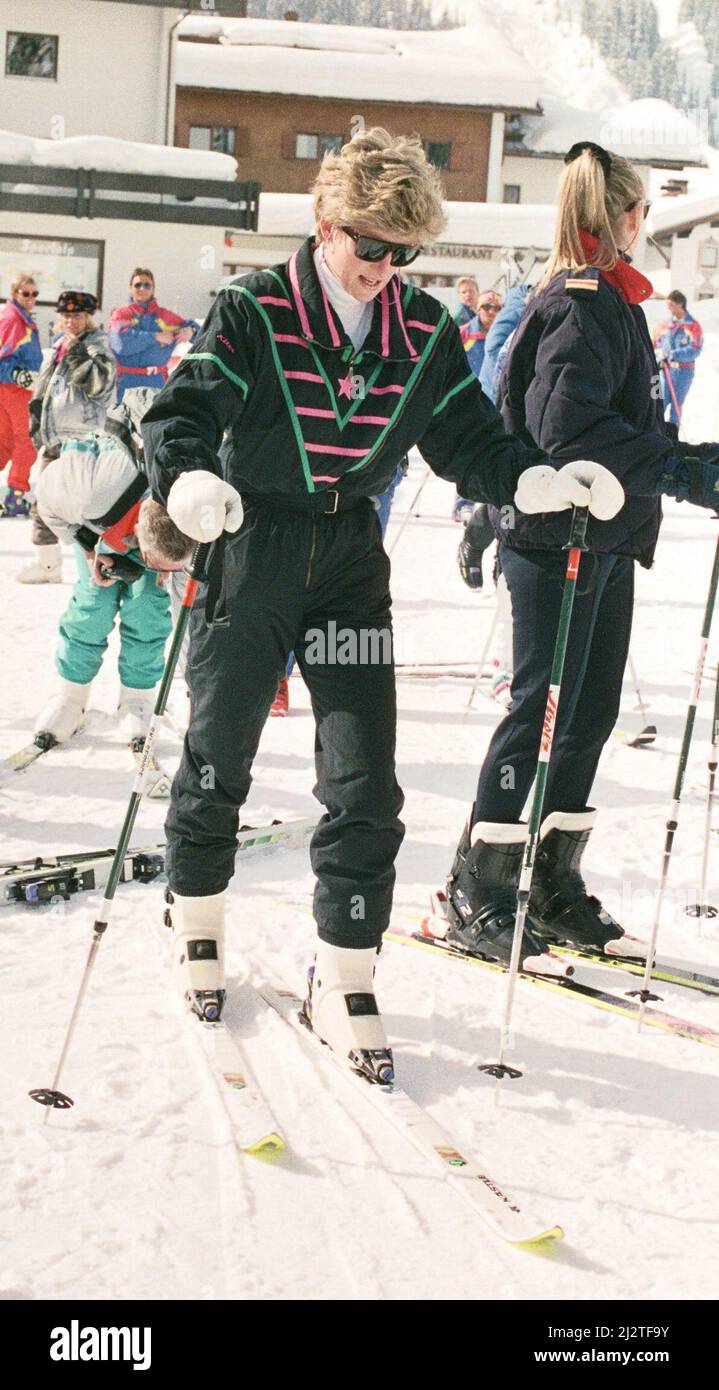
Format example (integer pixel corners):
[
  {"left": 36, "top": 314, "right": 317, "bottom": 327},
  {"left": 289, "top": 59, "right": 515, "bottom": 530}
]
[{"left": 494, "top": 247, "right": 675, "bottom": 568}]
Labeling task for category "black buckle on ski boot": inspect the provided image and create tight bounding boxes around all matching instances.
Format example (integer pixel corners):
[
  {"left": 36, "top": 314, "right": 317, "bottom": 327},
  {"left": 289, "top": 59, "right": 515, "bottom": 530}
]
[
  {"left": 348, "top": 1048, "right": 395, "bottom": 1086},
  {"left": 187, "top": 989, "right": 226, "bottom": 1023}
]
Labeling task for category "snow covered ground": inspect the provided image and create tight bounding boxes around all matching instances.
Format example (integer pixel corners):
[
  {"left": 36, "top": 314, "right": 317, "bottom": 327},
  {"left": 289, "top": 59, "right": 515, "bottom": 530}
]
[{"left": 2, "top": 361, "right": 719, "bottom": 1303}]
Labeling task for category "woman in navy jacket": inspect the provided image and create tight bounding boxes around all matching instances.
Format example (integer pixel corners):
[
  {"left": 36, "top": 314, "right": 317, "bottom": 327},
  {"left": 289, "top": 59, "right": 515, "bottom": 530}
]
[{"left": 444, "top": 140, "right": 719, "bottom": 967}]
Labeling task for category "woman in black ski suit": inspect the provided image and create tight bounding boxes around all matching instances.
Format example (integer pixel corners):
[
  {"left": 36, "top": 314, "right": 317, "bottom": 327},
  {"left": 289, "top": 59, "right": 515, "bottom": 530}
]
[
  {"left": 141, "top": 128, "right": 581, "bottom": 1079},
  {"left": 445, "top": 140, "right": 719, "bottom": 966}
]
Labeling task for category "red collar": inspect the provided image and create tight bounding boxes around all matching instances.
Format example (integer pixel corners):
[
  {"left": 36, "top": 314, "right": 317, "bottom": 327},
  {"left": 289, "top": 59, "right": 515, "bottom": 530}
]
[
  {"left": 102, "top": 499, "right": 143, "bottom": 553},
  {"left": 578, "top": 232, "right": 653, "bottom": 305}
]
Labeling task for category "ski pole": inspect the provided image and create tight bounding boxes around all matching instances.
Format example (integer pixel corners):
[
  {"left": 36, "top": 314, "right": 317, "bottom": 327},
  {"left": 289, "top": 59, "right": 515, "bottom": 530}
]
[
  {"left": 630, "top": 530, "right": 719, "bottom": 1028},
  {"left": 686, "top": 657, "right": 719, "bottom": 921},
  {"left": 29, "top": 541, "right": 212, "bottom": 1114},
  {"left": 627, "top": 651, "right": 649, "bottom": 720},
  {"left": 662, "top": 360, "right": 683, "bottom": 425},
  {"left": 465, "top": 602, "right": 499, "bottom": 712},
  {"left": 386, "top": 467, "right": 431, "bottom": 557},
  {"left": 626, "top": 650, "right": 657, "bottom": 748},
  {"left": 480, "top": 505, "right": 590, "bottom": 1086}
]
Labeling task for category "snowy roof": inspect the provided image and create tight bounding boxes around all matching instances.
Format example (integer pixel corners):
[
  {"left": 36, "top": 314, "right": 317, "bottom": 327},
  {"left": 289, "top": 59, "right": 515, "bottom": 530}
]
[
  {"left": 0, "top": 129, "right": 237, "bottom": 181},
  {"left": 648, "top": 189, "right": 719, "bottom": 239},
  {"left": 176, "top": 16, "right": 542, "bottom": 112},
  {"left": 517, "top": 97, "right": 706, "bottom": 166},
  {"left": 255, "top": 192, "right": 556, "bottom": 250}
]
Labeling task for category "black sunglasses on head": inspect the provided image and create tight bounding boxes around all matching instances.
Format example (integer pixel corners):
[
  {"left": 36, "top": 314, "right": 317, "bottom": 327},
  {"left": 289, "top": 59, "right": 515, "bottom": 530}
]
[{"left": 340, "top": 227, "right": 423, "bottom": 267}]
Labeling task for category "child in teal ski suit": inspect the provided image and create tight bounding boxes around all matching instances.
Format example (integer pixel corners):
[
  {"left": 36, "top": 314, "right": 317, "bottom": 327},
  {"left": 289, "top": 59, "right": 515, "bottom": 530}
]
[{"left": 33, "top": 389, "right": 191, "bottom": 743}]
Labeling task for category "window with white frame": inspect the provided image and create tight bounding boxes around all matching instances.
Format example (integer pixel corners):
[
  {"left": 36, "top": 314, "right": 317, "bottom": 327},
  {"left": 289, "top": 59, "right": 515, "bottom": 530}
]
[
  {"left": 295, "top": 132, "right": 343, "bottom": 159},
  {"left": 189, "top": 126, "right": 236, "bottom": 155}
]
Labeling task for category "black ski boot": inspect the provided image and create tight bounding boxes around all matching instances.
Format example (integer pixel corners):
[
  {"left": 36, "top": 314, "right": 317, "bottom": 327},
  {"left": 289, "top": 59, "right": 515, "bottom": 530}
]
[
  {"left": 457, "top": 504, "right": 496, "bottom": 590},
  {"left": 530, "top": 811, "right": 626, "bottom": 952},
  {"left": 445, "top": 820, "right": 549, "bottom": 966}
]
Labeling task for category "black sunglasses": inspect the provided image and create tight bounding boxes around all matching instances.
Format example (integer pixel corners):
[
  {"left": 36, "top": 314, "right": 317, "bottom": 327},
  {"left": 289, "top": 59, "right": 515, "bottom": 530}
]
[
  {"left": 18, "top": 289, "right": 39, "bottom": 298},
  {"left": 341, "top": 227, "right": 423, "bottom": 267},
  {"left": 132, "top": 281, "right": 153, "bottom": 289}
]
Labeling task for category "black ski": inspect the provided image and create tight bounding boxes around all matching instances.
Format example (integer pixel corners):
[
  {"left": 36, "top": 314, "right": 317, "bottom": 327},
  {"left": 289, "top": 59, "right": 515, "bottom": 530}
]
[{"left": 1, "top": 816, "right": 316, "bottom": 907}]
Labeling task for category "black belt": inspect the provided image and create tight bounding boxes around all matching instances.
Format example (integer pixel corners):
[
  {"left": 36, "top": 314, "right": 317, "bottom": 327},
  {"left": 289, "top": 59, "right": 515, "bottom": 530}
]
[{"left": 242, "top": 489, "right": 371, "bottom": 516}]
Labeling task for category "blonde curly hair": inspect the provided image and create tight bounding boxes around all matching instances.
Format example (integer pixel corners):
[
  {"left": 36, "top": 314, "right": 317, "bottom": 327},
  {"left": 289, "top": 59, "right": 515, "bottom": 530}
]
[{"left": 312, "top": 127, "right": 447, "bottom": 244}]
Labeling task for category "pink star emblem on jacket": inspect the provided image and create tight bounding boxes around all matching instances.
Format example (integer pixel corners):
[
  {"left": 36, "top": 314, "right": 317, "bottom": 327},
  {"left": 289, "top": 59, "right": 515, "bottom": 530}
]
[{"left": 338, "top": 373, "right": 353, "bottom": 399}]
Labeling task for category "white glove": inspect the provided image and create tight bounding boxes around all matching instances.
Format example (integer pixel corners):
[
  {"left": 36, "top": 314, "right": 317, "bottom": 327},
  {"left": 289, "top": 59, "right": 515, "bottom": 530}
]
[
  {"left": 167, "top": 469, "right": 243, "bottom": 542},
  {"left": 515, "top": 460, "right": 624, "bottom": 521}
]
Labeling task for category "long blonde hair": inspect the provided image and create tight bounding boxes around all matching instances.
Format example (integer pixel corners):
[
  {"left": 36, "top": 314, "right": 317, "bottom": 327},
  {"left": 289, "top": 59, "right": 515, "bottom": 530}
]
[{"left": 537, "top": 146, "right": 644, "bottom": 292}]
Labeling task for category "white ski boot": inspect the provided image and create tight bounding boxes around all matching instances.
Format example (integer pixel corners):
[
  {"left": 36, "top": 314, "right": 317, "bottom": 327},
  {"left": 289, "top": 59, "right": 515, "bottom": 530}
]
[
  {"left": 117, "top": 685, "right": 155, "bottom": 743},
  {"left": 302, "top": 941, "right": 394, "bottom": 1084},
  {"left": 34, "top": 678, "right": 92, "bottom": 746},
  {"left": 17, "top": 544, "right": 62, "bottom": 584},
  {"left": 164, "top": 887, "right": 226, "bottom": 1022}
]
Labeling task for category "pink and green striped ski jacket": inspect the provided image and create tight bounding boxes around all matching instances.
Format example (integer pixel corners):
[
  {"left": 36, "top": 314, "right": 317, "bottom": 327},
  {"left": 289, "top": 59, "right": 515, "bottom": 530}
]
[{"left": 143, "top": 237, "right": 546, "bottom": 510}]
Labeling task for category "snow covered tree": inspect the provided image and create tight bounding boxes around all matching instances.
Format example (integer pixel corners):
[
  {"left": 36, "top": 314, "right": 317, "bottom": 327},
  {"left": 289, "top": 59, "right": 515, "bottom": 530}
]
[{"left": 579, "top": 0, "right": 691, "bottom": 106}]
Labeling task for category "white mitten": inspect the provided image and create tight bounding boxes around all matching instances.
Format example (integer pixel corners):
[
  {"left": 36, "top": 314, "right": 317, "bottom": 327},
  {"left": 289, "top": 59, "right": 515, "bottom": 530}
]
[
  {"left": 553, "top": 460, "right": 625, "bottom": 520},
  {"left": 167, "top": 469, "right": 243, "bottom": 542},
  {"left": 515, "top": 461, "right": 624, "bottom": 520},
  {"left": 514, "top": 465, "right": 563, "bottom": 514}
]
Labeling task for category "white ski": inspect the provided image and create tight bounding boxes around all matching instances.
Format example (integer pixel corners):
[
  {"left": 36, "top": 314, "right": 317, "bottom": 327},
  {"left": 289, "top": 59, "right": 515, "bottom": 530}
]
[
  {"left": 259, "top": 981, "right": 564, "bottom": 1249},
  {"left": 1, "top": 817, "right": 317, "bottom": 907},
  {"left": 149, "top": 916, "right": 286, "bottom": 1159},
  {"left": 0, "top": 735, "right": 60, "bottom": 783},
  {"left": 189, "top": 1008, "right": 286, "bottom": 1159}
]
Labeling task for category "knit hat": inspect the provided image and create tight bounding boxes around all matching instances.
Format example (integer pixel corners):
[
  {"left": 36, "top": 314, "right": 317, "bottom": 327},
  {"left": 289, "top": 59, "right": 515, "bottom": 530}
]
[{"left": 57, "top": 290, "right": 98, "bottom": 314}]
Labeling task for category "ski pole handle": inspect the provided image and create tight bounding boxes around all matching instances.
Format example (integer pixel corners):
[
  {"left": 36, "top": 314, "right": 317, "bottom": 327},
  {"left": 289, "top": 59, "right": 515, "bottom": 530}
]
[
  {"left": 188, "top": 540, "right": 212, "bottom": 583},
  {"left": 565, "top": 503, "right": 590, "bottom": 552}
]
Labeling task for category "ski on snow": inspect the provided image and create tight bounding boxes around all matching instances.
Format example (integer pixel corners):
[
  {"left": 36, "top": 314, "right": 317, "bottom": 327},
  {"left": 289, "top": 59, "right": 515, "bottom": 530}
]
[
  {"left": 0, "top": 726, "right": 172, "bottom": 793},
  {"left": 423, "top": 890, "right": 719, "bottom": 1000},
  {"left": 148, "top": 913, "right": 286, "bottom": 1159},
  {"left": 0, "top": 733, "right": 62, "bottom": 782},
  {"left": 1, "top": 843, "right": 165, "bottom": 906},
  {"left": 386, "top": 925, "right": 719, "bottom": 1050},
  {"left": 258, "top": 980, "right": 564, "bottom": 1249},
  {"left": 1, "top": 816, "right": 317, "bottom": 907},
  {"left": 550, "top": 941, "right": 719, "bottom": 998},
  {"left": 184, "top": 1003, "right": 286, "bottom": 1159}
]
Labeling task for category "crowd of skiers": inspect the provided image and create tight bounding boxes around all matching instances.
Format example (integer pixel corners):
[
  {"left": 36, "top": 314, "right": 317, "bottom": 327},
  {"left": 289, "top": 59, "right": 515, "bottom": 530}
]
[
  {"left": 3, "top": 127, "right": 719, "bottom": 1083},
  {"left": 0, "top": 267, "right": 198, "bottom": 522},
  {"left": 0, "top": 269, "right": 198, "bottom": 739}
]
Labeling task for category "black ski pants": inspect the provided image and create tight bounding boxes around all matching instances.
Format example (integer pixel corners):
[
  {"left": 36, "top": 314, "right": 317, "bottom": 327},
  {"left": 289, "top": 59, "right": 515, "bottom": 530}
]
[
  {"left": 473, "top": 544, "right": 634, "bottom": 824},
  {"left": 166, "top": 496, "right": 405, "bottom": 949}
]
